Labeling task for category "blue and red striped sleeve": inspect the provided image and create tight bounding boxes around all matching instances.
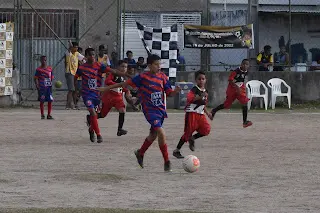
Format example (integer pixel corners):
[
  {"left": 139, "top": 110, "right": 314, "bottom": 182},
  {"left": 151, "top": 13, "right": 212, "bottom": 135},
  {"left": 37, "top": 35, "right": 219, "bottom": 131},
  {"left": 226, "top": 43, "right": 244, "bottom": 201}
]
[
  {"left": 74, "top": 67, "right": 82, "bottom": 79},
  {"left": 34, "top": 68, "right": 39, "bottom": 78},
  {"left": 162, "top": 74, "right": 173, "bottom": 95},
  {"left": 100, "top": 64, "right": 111, "bottom": 73},
  {"left": 127, "top": 74, "right": 141, "bottom": 88}
]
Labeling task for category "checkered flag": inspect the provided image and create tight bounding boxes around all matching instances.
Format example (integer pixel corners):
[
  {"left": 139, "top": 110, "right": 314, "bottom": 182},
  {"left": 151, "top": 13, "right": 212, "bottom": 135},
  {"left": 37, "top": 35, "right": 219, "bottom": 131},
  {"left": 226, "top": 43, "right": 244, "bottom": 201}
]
[{"left": 136, "top": 22, "right": 178, "bottom": 85}]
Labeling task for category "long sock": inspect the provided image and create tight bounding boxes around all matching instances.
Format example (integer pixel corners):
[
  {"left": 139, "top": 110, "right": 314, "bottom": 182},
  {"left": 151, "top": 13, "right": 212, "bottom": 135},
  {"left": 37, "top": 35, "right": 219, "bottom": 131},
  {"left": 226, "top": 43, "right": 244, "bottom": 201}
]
[
  {"left": 176, "top": 137, "right": 185, "bottom": 150},
  {"left": 212, "top": 104, "right": 225, "bottom": 113},
  {"left": 193, "top": 132, "right": 205, "bottom": 140},
  {"left": 40, "top": 102, "right": 44, "bottom": 115},
  {"left": 90, "top": 115, "right": 101, "bottom": 136},
  {"left": 139, "top": 138, "right": 153, "bottom": 156},
  {"left": 242, "top": 105, "right": 248, "bottom": 123},
  {"left": 118, "top": 113, "right": 125, "bottom": 130},
  {"left": 159, "top": 143, "right": 169, "bottom": 163},
  {"left": 48, "top": 102, "right": 52, "bottom": 115}
]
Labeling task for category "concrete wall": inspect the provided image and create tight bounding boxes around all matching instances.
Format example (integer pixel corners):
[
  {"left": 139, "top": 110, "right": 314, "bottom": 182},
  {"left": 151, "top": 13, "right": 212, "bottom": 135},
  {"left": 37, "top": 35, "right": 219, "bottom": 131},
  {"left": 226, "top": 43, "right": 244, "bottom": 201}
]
[{"left": 176, "top": 71, "right": 320, "bottom": 107}]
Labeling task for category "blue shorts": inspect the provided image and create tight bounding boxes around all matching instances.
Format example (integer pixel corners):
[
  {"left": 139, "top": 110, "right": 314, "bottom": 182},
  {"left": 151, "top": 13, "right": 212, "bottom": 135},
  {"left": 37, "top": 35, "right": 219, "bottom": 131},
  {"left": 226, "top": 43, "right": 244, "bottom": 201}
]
[
  {"left": 147, "top": 116, "right": 164, "bottom": 132},
  {"left": 83, "top": 97, "right": 100, "bottom": 109},
  {"left": 38, "top": 88, "right": 53, "bottom": 102}
]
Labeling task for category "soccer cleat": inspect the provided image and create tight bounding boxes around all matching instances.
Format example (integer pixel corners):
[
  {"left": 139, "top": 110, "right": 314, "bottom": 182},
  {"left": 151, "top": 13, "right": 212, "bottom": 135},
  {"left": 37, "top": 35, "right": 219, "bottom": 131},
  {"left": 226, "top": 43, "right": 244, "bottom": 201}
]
[
  {"left": 117, "top": 129, "right": 128, "bottom": 136},
  {"left": 173, "top": 150, "right": 184, "bottom": 159},
  {"left": 243, "top": 120, "right": 253, "bottom": 128},
  {"left": 134, "top": 149, "right": 144, "bottom": 168},
  {"left": 41, "top": 115, "right": 45, "bottom": 119},
  {"left": 97, "top": 135, "right": 103, "bottom": 143},
  {"left": 47, "top": 115, "right": 54, "bottom": 120},
  {"left": 89, "top": 129, "right": 95, "bottom": 143},
  {"left": 164, "top": 161, "right": 172, "bottom": 172},
  {"left": 86, "top": 115, "right": 91, "bottom": 127},
  {"left": 189, "top": 137, "right": 195, "bottom": 151}
]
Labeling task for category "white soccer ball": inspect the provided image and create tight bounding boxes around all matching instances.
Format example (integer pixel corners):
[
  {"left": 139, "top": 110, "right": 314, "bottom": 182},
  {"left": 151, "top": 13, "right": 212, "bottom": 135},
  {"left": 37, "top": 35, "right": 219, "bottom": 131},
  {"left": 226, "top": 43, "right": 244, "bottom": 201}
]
[{"left": 182, "top": 155, "right": 200, "bottom": 173}]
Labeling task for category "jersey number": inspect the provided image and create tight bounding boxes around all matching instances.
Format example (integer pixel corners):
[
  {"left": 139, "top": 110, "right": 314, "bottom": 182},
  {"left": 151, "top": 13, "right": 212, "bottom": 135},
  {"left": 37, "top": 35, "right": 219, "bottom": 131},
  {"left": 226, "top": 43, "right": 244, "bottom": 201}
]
[
  {"left": 88, "top": 79, "right": 97, "bottom": 89},
  {"left": 44, "top": 78, "right": 52, "bottom": 87}
]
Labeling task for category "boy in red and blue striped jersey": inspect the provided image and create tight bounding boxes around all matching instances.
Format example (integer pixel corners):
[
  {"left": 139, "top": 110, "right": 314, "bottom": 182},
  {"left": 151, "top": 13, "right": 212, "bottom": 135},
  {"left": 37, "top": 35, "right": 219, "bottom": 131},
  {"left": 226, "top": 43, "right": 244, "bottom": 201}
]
[
  {"left": 98, "top": 54, "right": 181, "bottom": 172},
  {"left": 74, "top": 48, "right": 130, "bottom": 143},
  {"left": 34, "top": 55, "right": 54, "bottom": 119}
]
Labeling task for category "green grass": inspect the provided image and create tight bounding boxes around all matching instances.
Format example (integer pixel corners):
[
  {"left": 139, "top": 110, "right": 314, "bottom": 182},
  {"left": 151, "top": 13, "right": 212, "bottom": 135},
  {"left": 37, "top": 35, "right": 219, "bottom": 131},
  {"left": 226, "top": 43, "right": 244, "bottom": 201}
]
[{"left": 0, "top": 208, "right": 207, "bottom": 213}]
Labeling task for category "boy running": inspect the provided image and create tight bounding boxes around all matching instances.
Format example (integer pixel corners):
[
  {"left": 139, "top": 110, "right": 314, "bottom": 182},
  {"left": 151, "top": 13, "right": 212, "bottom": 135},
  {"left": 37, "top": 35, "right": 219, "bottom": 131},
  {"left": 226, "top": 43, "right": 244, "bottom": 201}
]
[
  {"left": 173, "top": 71, "right": 212, "bottom": 158},
  {"left": 34, "top": 55, "right": 54, "bottom": 119},
  {"left": 74, "top": 48, "right": 130, "bottom": 143},
  {"left": 210, "top": 59, "right": 253, "bottom": 127},
  {"left": 98, "top": 60, "right": 134, "bottom": 136},
  {"left": 98, "top": 54, "right": 181, "bottom": 172}
]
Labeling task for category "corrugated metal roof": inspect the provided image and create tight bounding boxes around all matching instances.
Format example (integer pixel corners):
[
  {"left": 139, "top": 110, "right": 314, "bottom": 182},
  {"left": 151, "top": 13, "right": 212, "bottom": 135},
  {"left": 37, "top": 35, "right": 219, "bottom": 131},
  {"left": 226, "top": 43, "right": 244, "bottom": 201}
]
[
  {"left": 259, "top": 5, "right": 320, "bottom": 13},
  {"left": 210, "top": 0, "right": 319, "bottom": 6}
]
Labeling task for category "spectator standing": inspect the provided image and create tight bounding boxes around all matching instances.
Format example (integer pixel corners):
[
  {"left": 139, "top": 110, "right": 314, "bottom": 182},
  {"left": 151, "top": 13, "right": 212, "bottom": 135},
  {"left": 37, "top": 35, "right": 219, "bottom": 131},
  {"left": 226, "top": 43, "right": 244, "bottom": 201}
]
[
  {"left": 177, "top": 49, "right": 186, "bottom": 71},
  {"left": 110, "top": 51, "right": 118, "bottom": 69},
  {"left": 136, "top": 57, "right": 147, "bottom": 73},
  {"left": 65, "top": 42, "right": 85, "bottom": 110},
  {"left": 124, "top": 50, "right": 136, "bottom": 66}
]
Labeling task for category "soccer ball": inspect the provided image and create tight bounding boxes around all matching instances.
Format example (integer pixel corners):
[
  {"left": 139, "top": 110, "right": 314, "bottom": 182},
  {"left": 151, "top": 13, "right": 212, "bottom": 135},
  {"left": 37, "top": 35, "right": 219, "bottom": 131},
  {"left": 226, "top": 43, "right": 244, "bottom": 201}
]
[
  {"left": 182, "top": 155, "right": 200, "bottom": 173},
  {"left": 54, "top": 80, "right": 62, "bottom": 88}
]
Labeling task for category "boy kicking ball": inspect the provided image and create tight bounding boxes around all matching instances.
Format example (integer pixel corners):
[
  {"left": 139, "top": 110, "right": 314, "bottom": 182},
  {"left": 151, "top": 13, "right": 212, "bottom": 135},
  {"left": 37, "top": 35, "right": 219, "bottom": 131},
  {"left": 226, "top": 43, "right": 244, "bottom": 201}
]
[
  {"left": 98, "top": 54, "right": 181, "bottom": 172},
  {"left": 210, "top": 59, "right": 252, "bottom": 128},
  {"left": 173, "top": 71, "right": 212, "bottom": 159}
]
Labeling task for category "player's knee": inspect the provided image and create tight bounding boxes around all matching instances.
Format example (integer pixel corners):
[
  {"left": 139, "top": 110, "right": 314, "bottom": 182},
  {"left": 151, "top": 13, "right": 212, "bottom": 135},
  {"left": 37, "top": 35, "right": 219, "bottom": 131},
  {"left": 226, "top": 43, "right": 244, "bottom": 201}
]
[
  {"left": 88, "top": 108, "right": 97, "bottom": 116},
  {"left": 118, "top": 107, "right": 126, "bottom": 113},
  {"left": 203, "top": 128, "right": 210, "bottom": 136}
]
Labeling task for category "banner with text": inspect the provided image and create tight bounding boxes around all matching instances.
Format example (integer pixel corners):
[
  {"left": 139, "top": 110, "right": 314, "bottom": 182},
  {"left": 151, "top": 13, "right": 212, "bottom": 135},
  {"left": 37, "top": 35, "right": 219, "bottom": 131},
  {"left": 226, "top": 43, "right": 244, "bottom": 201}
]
[
  {"left": 184, "top": 24, "right": 254, "bottom": 49},
  {"left": 0, "top": 22, "right": 14, "bottom": 96}
]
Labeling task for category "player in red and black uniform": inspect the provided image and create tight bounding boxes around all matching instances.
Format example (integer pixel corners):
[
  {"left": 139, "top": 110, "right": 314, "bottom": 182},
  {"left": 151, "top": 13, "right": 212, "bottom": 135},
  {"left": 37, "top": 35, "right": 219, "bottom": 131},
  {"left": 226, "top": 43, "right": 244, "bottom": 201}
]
[
  {"left": 75, "top": 48, "right": 130, "bottom": 143},
  {"left": 34, "top": 55, "right": 54, "bottom": 119},
  {"left": 98, "top": 60, "right": 134, "bottom": 136},
  {"left": 210, "top": 59, "right": 252, "bottom": 128},
  {"left": 173, "top": 71, "right": 212, "bottom": 159}
]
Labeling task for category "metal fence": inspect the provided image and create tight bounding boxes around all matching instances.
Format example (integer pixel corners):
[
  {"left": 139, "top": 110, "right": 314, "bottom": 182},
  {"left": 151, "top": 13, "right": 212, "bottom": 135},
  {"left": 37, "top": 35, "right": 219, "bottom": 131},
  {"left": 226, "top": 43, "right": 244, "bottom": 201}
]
[{"left": 1, "top": 0, "right": 320, "bottom": 90}]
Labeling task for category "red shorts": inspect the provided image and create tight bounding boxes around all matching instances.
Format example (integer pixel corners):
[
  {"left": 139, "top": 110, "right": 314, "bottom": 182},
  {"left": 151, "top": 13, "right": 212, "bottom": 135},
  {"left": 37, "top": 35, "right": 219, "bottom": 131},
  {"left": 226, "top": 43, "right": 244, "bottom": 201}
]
[
  {"left": 182, "top": 112, "right": 211, "bottom": 142},
  {"left": 224, "top": 89, "right": 249, "bottom": 109},
  {"left": 100, "top": 91, "right": 125, "bottom": 117}
]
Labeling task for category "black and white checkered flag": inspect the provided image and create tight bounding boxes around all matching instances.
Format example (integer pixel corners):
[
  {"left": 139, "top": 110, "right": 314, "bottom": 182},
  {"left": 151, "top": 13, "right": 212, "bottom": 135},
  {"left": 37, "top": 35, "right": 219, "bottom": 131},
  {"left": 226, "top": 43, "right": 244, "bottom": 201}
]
[{"left": 136, "top": 22, "right": 178, "bottom": 85}]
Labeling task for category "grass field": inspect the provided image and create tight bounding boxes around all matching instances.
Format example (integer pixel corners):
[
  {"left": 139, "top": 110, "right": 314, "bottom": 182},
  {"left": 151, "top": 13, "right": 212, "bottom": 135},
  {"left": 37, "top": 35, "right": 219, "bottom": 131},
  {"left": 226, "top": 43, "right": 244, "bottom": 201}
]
[{"left": 0, "top": 109, "right": 320, "bottom": 213}]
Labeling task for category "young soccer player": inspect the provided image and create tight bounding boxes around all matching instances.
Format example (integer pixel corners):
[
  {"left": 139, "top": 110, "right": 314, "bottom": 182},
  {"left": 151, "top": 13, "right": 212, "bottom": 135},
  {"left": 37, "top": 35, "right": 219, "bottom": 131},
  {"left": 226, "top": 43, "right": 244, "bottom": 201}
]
[
  {"left": 34, "top": 55, "right": 54, "bottom": 119},
  {"left": 98, "top": 54, "right": 181, "bottom": 172},
  {"left": 75, "top": 48, "right": 130, "bottom": 143},
  {"left": 173, "top": 71, "right": 212, "bottom": 158},
  {"left": 210, "top": 59, "right": 253, "bottom": 128},
  {"left": 98, "top": 60, "right": 134, "bottom": 136}
]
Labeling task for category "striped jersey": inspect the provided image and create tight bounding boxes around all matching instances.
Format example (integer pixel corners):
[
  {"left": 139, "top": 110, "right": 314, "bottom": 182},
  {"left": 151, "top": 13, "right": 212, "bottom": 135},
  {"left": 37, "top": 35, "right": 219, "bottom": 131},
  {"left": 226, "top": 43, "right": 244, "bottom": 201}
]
[
  {"left": 34, "top": 66, "right": 53, "bottom": 89},
  {"left": 75, "top": 62, "right": 111, "bottom": 99},
  {"left": 127, "top": 71, "right": 173, "bottom": 120}
]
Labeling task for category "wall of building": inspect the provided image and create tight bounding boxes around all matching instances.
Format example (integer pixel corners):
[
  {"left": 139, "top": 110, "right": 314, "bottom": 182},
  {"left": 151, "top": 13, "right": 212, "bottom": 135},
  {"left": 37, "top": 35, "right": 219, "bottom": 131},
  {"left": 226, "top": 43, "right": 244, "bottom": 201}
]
[{"left": 176, "top": 71, "right": 320, "bottom": 107}]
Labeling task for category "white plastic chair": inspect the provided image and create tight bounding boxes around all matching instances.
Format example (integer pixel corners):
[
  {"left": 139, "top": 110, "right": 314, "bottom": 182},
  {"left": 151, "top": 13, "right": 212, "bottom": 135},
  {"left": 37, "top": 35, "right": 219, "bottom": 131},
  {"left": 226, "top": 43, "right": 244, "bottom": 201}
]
[
  {"left": 246, "top": 80, "right": 268, "bottom": 110},
  {"left": 267, "top": 78, "right": 291, "bottom": 109}
]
